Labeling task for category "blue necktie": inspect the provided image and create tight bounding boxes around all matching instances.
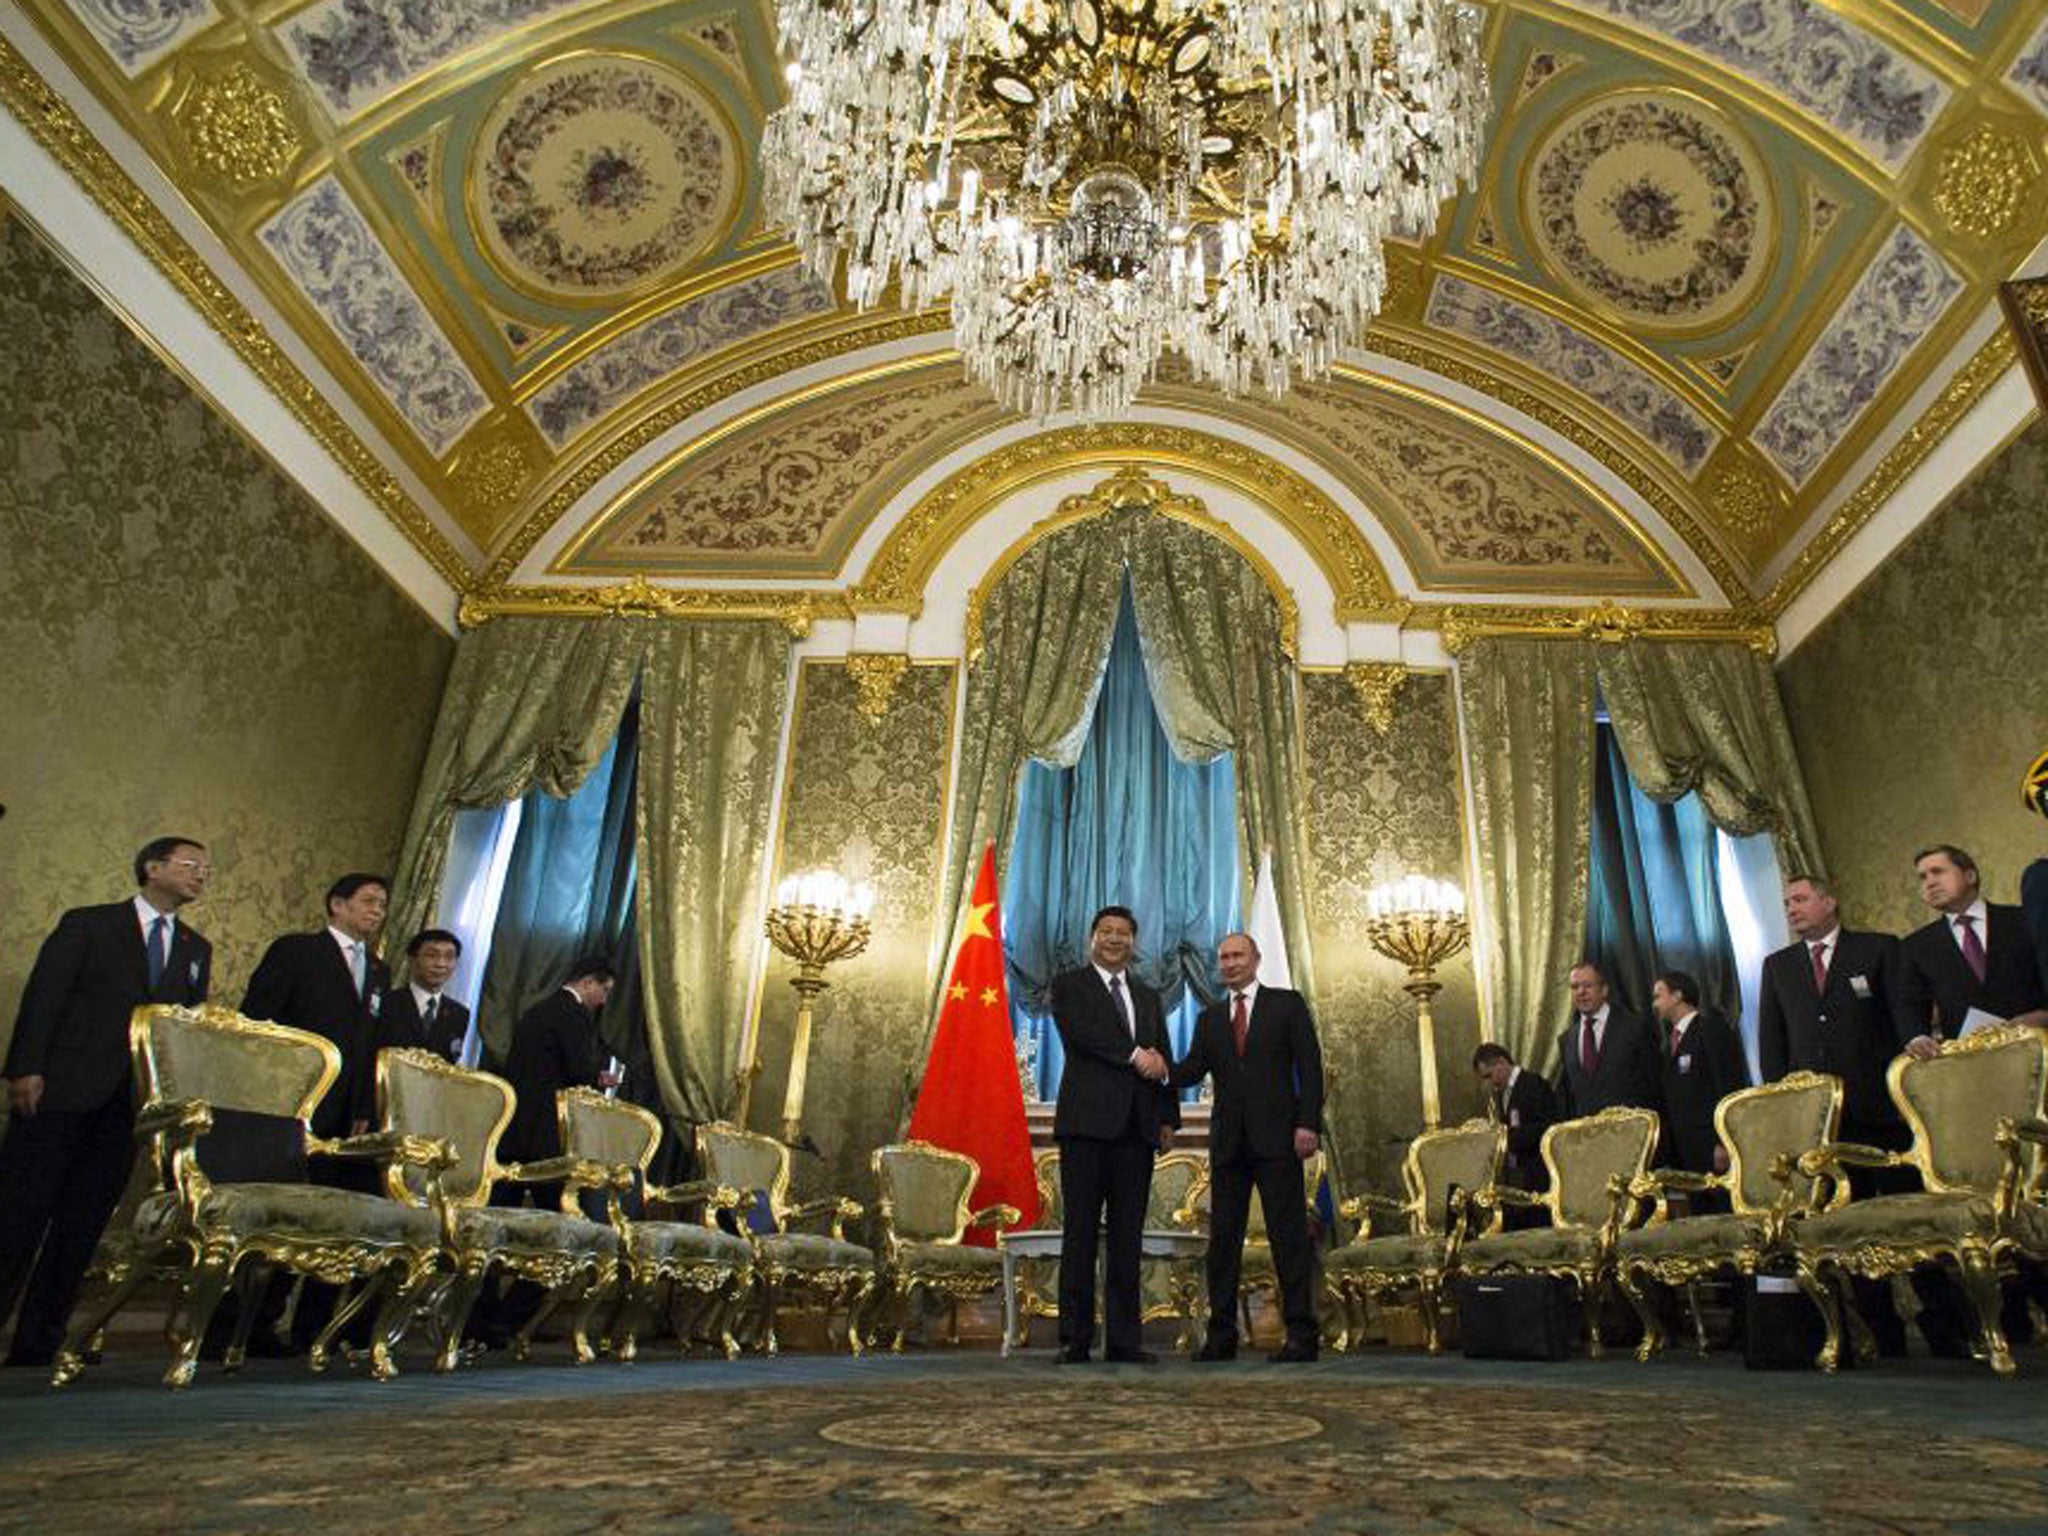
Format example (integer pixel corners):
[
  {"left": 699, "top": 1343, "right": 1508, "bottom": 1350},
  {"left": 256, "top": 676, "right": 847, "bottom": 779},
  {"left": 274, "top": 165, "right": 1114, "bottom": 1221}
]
[{"left": 147, "top": 917, "right": 168, "bottom": 990}]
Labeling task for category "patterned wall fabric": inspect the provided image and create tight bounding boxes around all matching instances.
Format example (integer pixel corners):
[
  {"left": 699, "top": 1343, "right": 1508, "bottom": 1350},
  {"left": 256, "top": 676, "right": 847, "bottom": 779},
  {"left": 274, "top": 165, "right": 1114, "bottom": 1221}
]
[
  {"left": 1779, "top": 419, "right": 2048, "bottom": 934},
  {"left": 0, "top": 215, "right": 453, "bottom": 1057},
  {"left": 748, "top": 661, "right": 958, "bottom": 1202},
  {"left": 1300, "top": 673, "right": 1484, "bottom": 1197}
]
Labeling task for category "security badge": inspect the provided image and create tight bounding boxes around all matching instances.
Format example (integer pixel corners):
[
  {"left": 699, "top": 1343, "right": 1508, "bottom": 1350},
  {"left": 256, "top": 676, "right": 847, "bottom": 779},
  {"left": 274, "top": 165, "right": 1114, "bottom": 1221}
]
[
  {"left": 1678, "top": 1055, "right": 1693, "bottom": 1074},
  {"left": 1849, "top": 974, "right": 1872, "bottom": 998},
  {"left": 187, "top": 960, "right": 200, "bottom": 986},
  {"left": 368, "top": 990, "right": 382, "bottom": 1018}
]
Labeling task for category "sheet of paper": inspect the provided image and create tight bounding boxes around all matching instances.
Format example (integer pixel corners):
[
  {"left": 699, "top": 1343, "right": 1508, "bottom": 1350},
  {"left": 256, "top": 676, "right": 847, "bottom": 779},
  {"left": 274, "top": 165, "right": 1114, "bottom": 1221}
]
[{"left": 1959, "top": 1006, "right": 2007, "bottom": 1038}]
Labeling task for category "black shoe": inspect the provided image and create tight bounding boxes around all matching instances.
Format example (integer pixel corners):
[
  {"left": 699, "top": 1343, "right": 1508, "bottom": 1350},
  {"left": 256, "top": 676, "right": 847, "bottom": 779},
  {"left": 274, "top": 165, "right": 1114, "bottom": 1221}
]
[
  {"left": 1268, "top": 1339, "right": 1319, "bottom": 1363},
  {"left": 1055, "top": 1345, "right": 1091, "bottom": 1364},
  {"left": 1193, "top": 1337, "right": 1238, "bottom": 1362},
  {"left": 1104, "top": 1348, "right": 1158, "bottom": 1364}
]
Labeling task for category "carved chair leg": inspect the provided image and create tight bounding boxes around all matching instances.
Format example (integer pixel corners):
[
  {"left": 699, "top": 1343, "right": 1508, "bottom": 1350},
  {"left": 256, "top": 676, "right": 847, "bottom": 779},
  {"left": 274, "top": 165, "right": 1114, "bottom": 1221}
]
[
  {"left": 565, "top": 1267, "right": 610, "bottom": 1365},
  {"left": 761, "top": 1272, "right": 782, "bottom": 1356},
  {"left": 845, "top": 1276, "right": 873, "bottom": 1357},
  {"left": 435, "top": 1256, "right": 494, "bottom": 1372},
  {"left": 1836, "top": 1276, "right": 1879, "bottom": 1367},
  {"left": 1419, "top": 1277, "right": 1445, "bottom": 1355},
  {"left": 1615, "top": 1267, "right": 1662, "bottom": 1362},
  {"left": 222, "top": 1262, "right": 271, "bottom": 1372},
  {"left": 1793, "top": 1254, "right": 1843, "bottom": 1373},
  {"left": 515, "top": 1271, "right": 564, "bottom": 1362},
  {"left": 165, "top": 1246, "right": 238, "bottom": 1389},
  {"left": 1684, "top": 1280, "right": 1711, "bottom": 1359},
  {"left": 1956, "top": 1248, "right": 2015, "bottom": 1377},
  {"left": 310, "top": 1269, "right": 389, "bottom": 1374},
  {"left": 52, "top": 1254, "right": 155, "bottom": 1387},
  {"left": 716, "top": 1273, "right": 747, "bottom": 1359},
  {"left": 1579, "top": 1269, "right": 1605, "bottom": 1359},
  {"left": 365, "top": 1257, "right": 440, "bottom": 1381}
]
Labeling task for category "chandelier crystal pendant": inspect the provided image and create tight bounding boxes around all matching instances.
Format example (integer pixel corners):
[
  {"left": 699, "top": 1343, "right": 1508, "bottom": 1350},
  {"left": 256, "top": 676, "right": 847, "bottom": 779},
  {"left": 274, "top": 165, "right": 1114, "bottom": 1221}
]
[{"left": 763, "top": 0, "right": 1491, "bottom": 419}]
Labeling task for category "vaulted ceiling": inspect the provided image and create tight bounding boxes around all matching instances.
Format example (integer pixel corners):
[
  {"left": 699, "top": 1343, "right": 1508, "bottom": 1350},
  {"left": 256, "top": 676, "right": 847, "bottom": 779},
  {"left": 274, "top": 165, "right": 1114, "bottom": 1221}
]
[{"left": 3, "top": 0, "right": 2044, "bottom": 642}]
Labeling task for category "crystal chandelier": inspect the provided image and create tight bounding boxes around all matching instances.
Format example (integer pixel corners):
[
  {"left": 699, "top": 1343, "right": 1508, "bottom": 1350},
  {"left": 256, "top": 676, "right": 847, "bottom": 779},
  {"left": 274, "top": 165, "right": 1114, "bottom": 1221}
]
[{"left": 762, "top": 0, "right": 1491, "bottom": 419}]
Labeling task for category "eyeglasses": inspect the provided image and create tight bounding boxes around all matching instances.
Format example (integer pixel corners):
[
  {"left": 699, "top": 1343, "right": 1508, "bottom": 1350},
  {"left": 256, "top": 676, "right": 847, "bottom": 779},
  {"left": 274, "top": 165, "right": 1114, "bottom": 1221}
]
[{"left": 165, "top": 858, "right": 214, "bottom": 876}]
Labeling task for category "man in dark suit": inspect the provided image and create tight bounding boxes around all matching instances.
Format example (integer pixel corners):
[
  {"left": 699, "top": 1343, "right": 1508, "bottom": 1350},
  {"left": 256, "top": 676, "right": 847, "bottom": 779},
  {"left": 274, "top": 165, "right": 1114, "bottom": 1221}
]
[
  {"left": 2023, "top": 750, "right": 2048, "bottom": 996},
  {"left": 353, "top": 929, "right": 470, "bottom": 1126},
  {"left": 1552, "top": 960, "right": 1661, "bottom": 1120},
  {"left": 1894, "top": 844, "right": 2048, "bottom": 1055},
  {"left": 1648, "top": 970, "right": 1749, "bottom": 1191},
  {"left": 0, "top": 837, "right": 212, "bottom": 1367},
  {"left": 1050, "top": 905, "right": 1179, "bottom": 1365},
  {"left": 1755, "top": 873, "right": 1912, "bottom": 1353},
  {"left": 1170, "top": 932, "right": 1324, "bottom": 1362},
  {"left": 1757, "top": 875, "right": 1907, "bottom": 1165},
  {"left": 1473, "top": 1042, "right": 1557, "bottom": 1203},
  {"left": 240, "top": 872, "right": 392, "bottom": 1350}
]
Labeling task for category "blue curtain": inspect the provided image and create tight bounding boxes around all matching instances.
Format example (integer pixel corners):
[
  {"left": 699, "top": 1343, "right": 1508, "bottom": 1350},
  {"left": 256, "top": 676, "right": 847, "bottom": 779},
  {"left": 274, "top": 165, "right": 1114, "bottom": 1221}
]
[
  {"left": 1003, "top": 583, "right": 1242, "bottom": 1099},
  {"left": 1583, "top": 720, "right": 1739, "bottom": 1023}
]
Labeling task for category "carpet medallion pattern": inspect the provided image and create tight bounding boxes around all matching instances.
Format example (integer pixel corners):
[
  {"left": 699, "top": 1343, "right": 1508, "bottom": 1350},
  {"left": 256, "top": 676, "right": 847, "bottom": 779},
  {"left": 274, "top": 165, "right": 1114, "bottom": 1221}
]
[{"left": 5, "top": 1376, "right": 2047, "bottom": 1534}]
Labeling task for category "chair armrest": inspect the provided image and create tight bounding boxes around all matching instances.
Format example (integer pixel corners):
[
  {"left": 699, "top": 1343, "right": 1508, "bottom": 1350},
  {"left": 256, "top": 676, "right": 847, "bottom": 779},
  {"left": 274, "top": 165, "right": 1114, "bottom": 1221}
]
[
  {"left": 1998, "top": 1116, "right": 2048, "bottom": 1148},
  {"left": 1796, "top": 1141, "right": 1903, "bottom": 1177},
  {"left": 787, "top": 1195, "right": 863, "bottom": 1240},
  {"left": 1627, "top": 1168, "right": 1725, "bottom": 1225},
  {"left": 501, "top": 1156, "right": 632, "bottom": 1193},
  {"left": 310, "top": 1130, "right": 456, "bottom": 1173},
  {"left": 135, "top": 1097, "right": 212, "bottom": 1144},
  {"left": 968, "top": 1204, "right": 1022, "bottom": 1230},
  {"left": 647, "top": 1178, "right": 746, "bottom": 1212},
  {"left": 1994, "top": 1117, "right": 2048, "bottom": 1217},
  {"left": 1469, "top": 1183, "right": 1542, "bottom": 1211}
]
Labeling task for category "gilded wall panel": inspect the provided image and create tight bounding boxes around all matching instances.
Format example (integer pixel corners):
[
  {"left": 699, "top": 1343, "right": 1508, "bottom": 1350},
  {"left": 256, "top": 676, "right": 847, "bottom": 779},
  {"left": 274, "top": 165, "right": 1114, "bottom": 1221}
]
[
  {"left": 1300, "top": 672, "right": 1484, "bottom": 1201},
  {"left": 0, "top": 217, "right": 453, "bottom": 1061},
  {"left": 1779, "top": 418, "right": 2048, "bottom": 933},
  {"left": 748, "top": 660, "right": 957, "bottom": 1203}
]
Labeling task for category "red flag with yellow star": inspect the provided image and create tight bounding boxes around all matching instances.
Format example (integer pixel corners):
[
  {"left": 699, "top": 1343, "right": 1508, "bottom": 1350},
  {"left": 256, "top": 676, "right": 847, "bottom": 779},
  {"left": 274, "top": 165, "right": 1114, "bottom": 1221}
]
[{"left": 907, "top": 842, "right": 1040, "bottom": 1245}]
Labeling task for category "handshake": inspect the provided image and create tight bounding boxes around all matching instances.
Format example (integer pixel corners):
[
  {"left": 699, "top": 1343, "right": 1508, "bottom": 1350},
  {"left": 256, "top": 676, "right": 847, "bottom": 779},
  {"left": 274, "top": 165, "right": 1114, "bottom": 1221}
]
[{"left": 1131, "top": 1046, "right": 1171, "bottom": 1083}]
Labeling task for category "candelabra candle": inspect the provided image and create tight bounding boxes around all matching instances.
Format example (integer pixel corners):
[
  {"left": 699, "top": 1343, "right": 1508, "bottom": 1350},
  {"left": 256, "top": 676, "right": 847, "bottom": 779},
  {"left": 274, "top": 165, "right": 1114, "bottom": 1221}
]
[
  {"left": 1365, "top": 880, "right": 1471, "bottom": 1132},
  {"left": 760, "top": 871, "right": 875, "bottom": 1144}
]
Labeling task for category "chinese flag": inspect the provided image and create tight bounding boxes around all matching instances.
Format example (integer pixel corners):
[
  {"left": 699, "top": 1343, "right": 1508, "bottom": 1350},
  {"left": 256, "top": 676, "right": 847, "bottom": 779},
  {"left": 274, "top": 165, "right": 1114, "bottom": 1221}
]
[{"left": 907, "top": 842, "right": 1040, "bottom": 1245}]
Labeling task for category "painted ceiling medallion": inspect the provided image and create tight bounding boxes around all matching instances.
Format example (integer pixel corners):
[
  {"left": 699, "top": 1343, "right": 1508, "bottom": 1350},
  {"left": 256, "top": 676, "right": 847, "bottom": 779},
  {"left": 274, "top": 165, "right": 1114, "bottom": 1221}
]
[
  {"left": 472, "top": 55, "right": 735, "bottom": 298},
  {"left": 1528, "top": 95, "right": 1771, "bottom": 329}
]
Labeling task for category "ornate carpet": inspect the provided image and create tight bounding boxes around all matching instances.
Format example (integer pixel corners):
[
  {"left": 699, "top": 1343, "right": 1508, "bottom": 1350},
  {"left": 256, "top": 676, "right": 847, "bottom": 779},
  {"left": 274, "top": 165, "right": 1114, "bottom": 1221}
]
[{"left": 4, "top": 1373, "right": 2046, "bottom": 1534}]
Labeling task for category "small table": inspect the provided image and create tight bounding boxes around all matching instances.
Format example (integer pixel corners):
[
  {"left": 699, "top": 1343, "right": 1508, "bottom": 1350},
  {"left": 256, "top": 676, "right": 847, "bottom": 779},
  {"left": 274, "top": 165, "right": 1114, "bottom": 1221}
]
[{"left": 997, "top": 1227, "right": 1207, "bottom": 1357}]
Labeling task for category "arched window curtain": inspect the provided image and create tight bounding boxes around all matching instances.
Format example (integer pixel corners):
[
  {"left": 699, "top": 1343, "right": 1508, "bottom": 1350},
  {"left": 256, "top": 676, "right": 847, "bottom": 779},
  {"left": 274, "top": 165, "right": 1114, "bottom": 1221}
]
[
  {"left": 1003, "top": 584, "right": 1242, "bottom": 1099},
  {"left": 1583, "top": 721, "right": 1739, "bottom": 1026}
]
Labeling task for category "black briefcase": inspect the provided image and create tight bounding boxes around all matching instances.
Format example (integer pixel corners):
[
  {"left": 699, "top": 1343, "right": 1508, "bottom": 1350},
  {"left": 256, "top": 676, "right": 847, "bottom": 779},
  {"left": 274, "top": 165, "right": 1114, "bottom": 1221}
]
[
  {"left": 1744, "top": 1275, "right": 1840, "bottom": 1370},
  {"left": 1455, "top": 1274, "right": 1577, "bottom": 1361}
]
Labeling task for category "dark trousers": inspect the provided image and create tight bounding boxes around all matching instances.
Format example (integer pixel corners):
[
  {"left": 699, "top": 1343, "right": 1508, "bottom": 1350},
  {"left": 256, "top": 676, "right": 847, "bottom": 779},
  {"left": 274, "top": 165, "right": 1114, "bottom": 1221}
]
[
  {"left": 0, "top": 1093, "right": 134, "bottom": 1363},
  {"left": 1056, "top": 1130, "right": 1154, "bottom": 1357},
  {"left": 1205, "top": 1152, "right": 1316, "bottom": 1346}
]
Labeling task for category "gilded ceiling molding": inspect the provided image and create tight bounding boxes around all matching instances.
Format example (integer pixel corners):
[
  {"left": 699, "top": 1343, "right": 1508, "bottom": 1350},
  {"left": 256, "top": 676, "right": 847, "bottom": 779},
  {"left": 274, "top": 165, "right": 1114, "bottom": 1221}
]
[
  {"left": 1759, "top": 328, "right": 2018, "bottom": 617},
  {"left": 957, "top": 467, "right": 1305, "bottom": 662},
  {"left": 457, "top": 574, "right": 847, "bottom": 634},
  {"left": 849, "top": 423, "right": 1405, "bottom": 623},
  {"left": 484, "top": 309, "right": 951, "bottom": 585},
  {"left": 168, "top": 59, "right": 304, "bottom": 193},
  {"left": 1928, "top": 121, "right": 2036, "bottom": 243},
  {"left": 0, "top": 32, "right": 473, "bottom": 590},
  {"left": 1344, "top": 661, "right": 1409, "bottom": 735},
  {"left": 1366, "top": 327, "right": 1746, "bottom": 601},
  {"left": 1420, "top": 600, "right": 1777, "bottom": 657}
]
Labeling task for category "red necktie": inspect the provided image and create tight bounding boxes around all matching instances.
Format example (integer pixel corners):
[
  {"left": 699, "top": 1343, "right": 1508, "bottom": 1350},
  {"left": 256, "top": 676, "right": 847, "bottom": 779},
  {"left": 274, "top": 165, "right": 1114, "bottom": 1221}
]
[
  {"left": 1232, "top": 992, "right": 1250, "bottom": 1058},
  {"left": 1580, "top": 1014, "right": 1599, "bottom": 1075},
  {"left": 1668, "top": 1021, "right": 1683, "bottom": 1057},
  {"left": 1956, "top": 915, "right": 1988, "bottom": 984},
  {"left": 1810, "top": 941, "right": 1829, "bottom": 993}
]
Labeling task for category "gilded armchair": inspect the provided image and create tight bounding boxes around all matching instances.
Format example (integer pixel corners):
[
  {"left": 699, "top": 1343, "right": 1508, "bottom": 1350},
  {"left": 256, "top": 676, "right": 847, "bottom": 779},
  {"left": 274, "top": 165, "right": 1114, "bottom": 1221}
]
[
  {"left": 1324, "top": 1118, "right": 1504, "bottom": 1353},
  {"left": 376, "top": 1048, "right": 621, "bottom": 1368},
  {"left": 54, "top": 1004, "right": 453, "bottom": 1389},
  {"left": 1613, "top": 1071, "right": 1847, "bottom": 1359},
  {"left": 1457, "top": 1105, "right": 1660, "bottom": 1357},
  {"left": 1142, "top": 1151, "right": 1210, "bottom": 1350},
  {"left": 869, "top": 1140, "right": 1021, "bottom": 1350},
  {"left": 696, "top": 1121, "right": 875, "bottom": 1354},
  {"left": 1786, "top": 1024, "right": 2048, "bottom": 1375},
  {"left": 554, "top": 1090, "right": 754, "bottom": 1360},
  {"left": 1008, "top": 1148, "right": 1064, "bottom": 1347}
]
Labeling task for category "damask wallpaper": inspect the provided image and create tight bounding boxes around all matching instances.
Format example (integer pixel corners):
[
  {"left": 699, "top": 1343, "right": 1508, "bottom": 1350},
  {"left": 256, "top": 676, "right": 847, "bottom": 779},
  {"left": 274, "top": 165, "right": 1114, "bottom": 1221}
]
[
  {"left": 0, "top": 215, "right": 452, "bottom": 1062},
  {"left": 1300, "top": 672, "right": 1484, "bottom": 1199},
  {"left": 1779, "top": 419, "right": 2048, "bottom": 933},
  {"left": 746, "top": 660, "right": 958, "bottom": 1203}
]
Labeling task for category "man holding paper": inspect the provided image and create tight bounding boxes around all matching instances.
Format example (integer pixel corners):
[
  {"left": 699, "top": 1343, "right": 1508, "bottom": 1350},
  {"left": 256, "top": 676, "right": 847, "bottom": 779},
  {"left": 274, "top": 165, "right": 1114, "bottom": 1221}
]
[{"left": 1894, "top": 844, "right": 2048, "bottom": 1059}]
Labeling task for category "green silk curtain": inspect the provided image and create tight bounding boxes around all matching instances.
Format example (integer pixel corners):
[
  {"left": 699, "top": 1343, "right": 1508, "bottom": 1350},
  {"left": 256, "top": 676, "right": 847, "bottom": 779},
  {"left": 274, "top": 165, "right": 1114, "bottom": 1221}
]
[
  {"left": 388, "top": 616, "right": 790, "bottom": 1126},
  {"left": 1460, "top": 635, "right": 1826, "bottom": 1074},
  {"left": 925, "top": 499, "right": 1317, "bottom": 1088},
  {"left": 1458, "top": 638, "right": 1598, "bottom": 1075}
]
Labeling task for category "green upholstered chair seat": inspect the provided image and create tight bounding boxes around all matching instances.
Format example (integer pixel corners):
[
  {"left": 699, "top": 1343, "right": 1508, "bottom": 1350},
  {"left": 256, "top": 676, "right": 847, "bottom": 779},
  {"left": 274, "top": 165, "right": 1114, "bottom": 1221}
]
[
  {"left": 1325, "top": 1232, "right": 1445, "bottom": 1274},
  {"left": 1795, "top": 1193, "right": 2048, "bottom": 1253},
  {"left": 890, "top": 1241, "right": 1004, "bottom": 1279},
  {"left": 1460, "top": 1226, "right": 1599, "bottom": 1272},
  {"left": 629, "top": 1221, "right": 751, "bottom": 1270},
  {"left": 137, "top": 1185, "right": 439, "bottom": 1248},
  {"left": 1615, "top": 1214, "right": 1758, "bottom": 1266},
  {"left": 757, "top": 1231, "right": 873, "bottom": 1273},
  {"left": 455, "top": 1206, "right": 617, "bottom": 1259}
]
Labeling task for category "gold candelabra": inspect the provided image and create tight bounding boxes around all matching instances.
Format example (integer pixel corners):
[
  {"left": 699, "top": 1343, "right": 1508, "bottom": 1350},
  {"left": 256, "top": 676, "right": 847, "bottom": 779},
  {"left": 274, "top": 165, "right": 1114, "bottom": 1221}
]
[
  {"left": 762, "top": 870, "right": 874, "bottom": 1145},
  {"left": 1365, "top": 876, "right": 1471, "bottom": 1131}
]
